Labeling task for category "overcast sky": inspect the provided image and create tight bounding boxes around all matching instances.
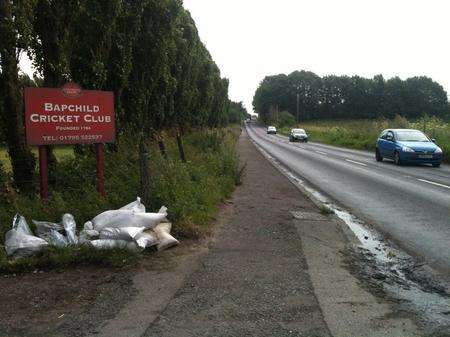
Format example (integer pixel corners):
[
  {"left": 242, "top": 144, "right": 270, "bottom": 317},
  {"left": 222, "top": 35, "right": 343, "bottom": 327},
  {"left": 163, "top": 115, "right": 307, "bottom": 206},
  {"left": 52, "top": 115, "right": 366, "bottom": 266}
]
[
  {"left": 183, "top": 0, "right": 450, "bottom": 113},
  {"left": 20, "top": 0, "right": 450, "bottom": 114}
]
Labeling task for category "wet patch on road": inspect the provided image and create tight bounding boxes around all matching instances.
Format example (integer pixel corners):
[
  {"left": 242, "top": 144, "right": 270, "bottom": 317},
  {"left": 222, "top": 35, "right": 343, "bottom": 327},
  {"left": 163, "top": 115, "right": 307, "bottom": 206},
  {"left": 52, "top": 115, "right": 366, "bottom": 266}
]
[{"left": 250, "top": 135, "right": 450, "bottom": 336}]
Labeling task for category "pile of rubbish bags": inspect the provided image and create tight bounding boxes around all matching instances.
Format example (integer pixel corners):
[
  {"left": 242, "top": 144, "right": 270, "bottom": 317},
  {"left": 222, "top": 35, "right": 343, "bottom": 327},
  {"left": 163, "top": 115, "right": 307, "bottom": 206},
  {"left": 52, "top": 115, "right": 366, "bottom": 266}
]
[{"left": 4, "top": 198, "right": 179, "bottom": 259}]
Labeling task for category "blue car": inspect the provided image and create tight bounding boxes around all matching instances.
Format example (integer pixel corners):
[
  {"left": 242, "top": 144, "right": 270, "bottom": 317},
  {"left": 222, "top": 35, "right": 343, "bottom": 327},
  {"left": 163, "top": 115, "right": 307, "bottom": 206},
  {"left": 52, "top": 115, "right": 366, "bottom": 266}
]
[{"left": 375, "top": 129, "right": 443, "bottom": 167}]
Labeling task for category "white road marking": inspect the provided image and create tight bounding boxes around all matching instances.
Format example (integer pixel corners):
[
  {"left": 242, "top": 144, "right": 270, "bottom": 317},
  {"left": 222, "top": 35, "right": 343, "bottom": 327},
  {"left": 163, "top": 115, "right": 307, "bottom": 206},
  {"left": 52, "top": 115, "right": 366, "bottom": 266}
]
[
  {"left": 345, "top": 159, "right": 368, "bottom": 167},
  {"left": 315, "top": 151, "right": 327, "bottom": 155},
  {"left": 417, "top": 178, "right": 450, "bottom": 189}
]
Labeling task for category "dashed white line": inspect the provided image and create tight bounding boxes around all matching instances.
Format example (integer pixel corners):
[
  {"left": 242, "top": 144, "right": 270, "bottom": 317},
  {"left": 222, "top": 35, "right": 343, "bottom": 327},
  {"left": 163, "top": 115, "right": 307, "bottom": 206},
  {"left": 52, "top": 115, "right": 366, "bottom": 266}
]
[
  {"left": 315, "top": 151, "right": 327, "bottom": 155},
  {"left": 345, "top": 159, "right": 368, "bottom": 167},
  {"left": 417, "top": 178, "right": 450, "bottom": 189}
]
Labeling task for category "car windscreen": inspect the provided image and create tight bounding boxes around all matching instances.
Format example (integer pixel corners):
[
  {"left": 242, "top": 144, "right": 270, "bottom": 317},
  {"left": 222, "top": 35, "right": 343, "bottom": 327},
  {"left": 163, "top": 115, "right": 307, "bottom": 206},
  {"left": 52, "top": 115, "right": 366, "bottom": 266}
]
[
  {"left": 395, "top": 131, "right": 429, "bottom": 142},
  {"left": 292, "top": 129, "right": 305, "bottom": 134}
]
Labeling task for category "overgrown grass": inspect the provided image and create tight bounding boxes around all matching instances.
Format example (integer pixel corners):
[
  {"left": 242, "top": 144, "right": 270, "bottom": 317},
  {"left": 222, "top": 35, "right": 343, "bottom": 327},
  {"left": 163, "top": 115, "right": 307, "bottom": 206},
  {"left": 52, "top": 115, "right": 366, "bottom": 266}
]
[
  {"left": 0, "top": 126, "right": 242, "bottom": 273},
  {"left": 280, "top": 116, "right": 449, "bottom": 163},
  {"left": 0, "top": 146, "right": 74, "bottom": 172},
  {"left": 0, "top": 246, "right": 140, "bottom": 274}
]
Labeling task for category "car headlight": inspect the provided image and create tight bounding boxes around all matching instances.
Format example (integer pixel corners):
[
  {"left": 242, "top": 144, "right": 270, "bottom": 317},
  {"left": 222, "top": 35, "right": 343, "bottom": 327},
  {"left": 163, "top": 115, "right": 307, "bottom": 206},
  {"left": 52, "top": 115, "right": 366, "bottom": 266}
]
[
  {"left": 435, "top": 147, "right": 443, "bottom": 154},
  {"left": 401, "top": 146, "right": 415, "bottom": 153}
]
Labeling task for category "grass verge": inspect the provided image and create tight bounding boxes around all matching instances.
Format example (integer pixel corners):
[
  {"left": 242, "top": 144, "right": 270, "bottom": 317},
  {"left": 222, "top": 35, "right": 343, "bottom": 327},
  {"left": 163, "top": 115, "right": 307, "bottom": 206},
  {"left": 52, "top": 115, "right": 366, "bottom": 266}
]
[
  {"left": 279, "top": 116, "right": 449, "bottom": 163},
  {"left": 0, "top": 126, "right": 242, "bottom": 274}
]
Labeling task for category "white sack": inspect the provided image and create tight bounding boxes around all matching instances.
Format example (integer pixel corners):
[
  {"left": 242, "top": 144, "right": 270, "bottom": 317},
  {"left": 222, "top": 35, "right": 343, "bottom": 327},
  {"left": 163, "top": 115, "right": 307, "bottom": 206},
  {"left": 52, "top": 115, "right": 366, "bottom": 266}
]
[
  {"left": 32, "top": 220, "right": 63, "bottom": 238},
  {"left": 79, "top": 229, "right": 100, "bottom": 244},
  {"left": 120, "top": 197, "right": 146, "bottom": 213},
  {"left": 154, "top": 223, "right": 179, "bottom": 251},
  {"left": 135, "top": 232, "right": 158, "bottom": 249},
  {"left": 62, "top": 214, "right": 78, "bottom": 245},
  {"left": 83, "top": 221, "right": 94, "bottom": 230},
  {"left": 91, "top": 209, "right": 168, "bottom": 232},
  {"left": 13, "top": 214, "right": 33, "bottom": 236},
  {"left": 41, "top": 230, "right": 68, "bottom": 248},
  {"left": 5, "top": 215, "right": 48, "bottom": 258},
  {"left": 90, "top": 239, "right": 141, "bottom": 252},
  {"left": 99, "top": 227, "right": 145, "bottom": 241}
]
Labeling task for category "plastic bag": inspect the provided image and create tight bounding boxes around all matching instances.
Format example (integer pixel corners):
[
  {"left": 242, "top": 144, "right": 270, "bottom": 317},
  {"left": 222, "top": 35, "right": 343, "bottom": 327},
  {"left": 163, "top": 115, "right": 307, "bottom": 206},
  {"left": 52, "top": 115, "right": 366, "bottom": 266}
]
[
  {"left": 90, "top": 239, "right": 141, "bottom": 252},
  {"left": 13, "top": 214, "right": 33, "bottom": 236},
  {"left": 5, "top": 214, "right": 48, "bottom": 258},
  {"left": 83, "top": 221, "right": 94, "bottom": 231},
  {"left": 41, "top": 230, "right": 68, "bottom": 248},
  {"left": 99, "top": 227, "right": 145, "bottom": 242},
  {"left": 153, "top": 223, "right": 179, "bottom": 251},
  {"left": 91, "top": 208, "right": 168, "bottom": 232},
  {"left": 135, "top": 231, "right": 158, "bottom": 249},
  {"left": 120, "top": 197, "right": 146, "bottom": 213},
  {"left": 32, "top": 220, "right": 63, "bottom": 238},
  {"left": 78, "top": 229, "right": 99, "bottom": 244},
  {"left": 62, "top": 214, "right": 78, "bottom": 245}
]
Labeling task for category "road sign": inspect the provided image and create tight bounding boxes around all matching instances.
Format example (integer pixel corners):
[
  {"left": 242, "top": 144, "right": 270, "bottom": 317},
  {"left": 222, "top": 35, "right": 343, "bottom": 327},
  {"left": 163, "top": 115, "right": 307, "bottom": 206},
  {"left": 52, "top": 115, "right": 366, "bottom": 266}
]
[
  {"left": 25, "top": 83, "right": 115, "bottom": 145},
  {"left": 24, "top": 83, "right": 114, "bottom": 200}
]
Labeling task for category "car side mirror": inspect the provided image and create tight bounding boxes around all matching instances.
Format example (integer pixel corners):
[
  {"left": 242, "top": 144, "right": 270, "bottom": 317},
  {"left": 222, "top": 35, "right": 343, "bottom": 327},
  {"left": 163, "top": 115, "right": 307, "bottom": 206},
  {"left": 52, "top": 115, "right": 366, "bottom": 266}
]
[{"left": 431, "top": 138, "right": 436, "bottom": 143}]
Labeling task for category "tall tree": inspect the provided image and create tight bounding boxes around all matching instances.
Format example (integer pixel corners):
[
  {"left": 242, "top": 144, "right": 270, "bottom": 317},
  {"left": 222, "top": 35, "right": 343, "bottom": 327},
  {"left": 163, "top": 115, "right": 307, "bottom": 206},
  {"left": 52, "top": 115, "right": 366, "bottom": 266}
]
[{"left": 0, "top": 0, "right": 36, "bottom": 192}]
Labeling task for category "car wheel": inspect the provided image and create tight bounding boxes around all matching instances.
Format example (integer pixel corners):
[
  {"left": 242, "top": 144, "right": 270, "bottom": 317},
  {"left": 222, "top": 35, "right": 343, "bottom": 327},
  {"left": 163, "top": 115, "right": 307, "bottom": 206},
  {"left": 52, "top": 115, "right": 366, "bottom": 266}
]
[
  {"left": 432, "top": 163, "right": 441, "bottom": 168},
  {"left": 375, "top": 148, "right": 383, "bottom": 162},
  {"left": 394, "top": 151, "right": 402, "bottom": 166},
  {"left": 304, "top": 139, "right": 308, "bottom": 143}
]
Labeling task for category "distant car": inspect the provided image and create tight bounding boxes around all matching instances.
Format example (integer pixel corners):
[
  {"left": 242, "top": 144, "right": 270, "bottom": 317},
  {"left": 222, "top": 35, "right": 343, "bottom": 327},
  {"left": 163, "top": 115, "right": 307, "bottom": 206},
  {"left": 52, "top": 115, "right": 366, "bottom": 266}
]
[
  {"left": 267, "top": 126, "right": 277, "bottom": 134},
  {"left": 289, "top": 128, "right": 308, "bottom": 142},
  {"left": 375, "top": 129, "right": 443, "bottom": 167}
]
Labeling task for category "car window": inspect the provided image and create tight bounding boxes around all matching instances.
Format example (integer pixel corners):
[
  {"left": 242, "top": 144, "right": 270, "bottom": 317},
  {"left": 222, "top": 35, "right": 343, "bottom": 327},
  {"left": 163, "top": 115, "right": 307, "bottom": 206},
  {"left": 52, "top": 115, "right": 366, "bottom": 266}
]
[
  {"left": 395, "top": 130, "right": 429, "bottom": 142},
  {"left": 379, "top": 130, "right": 388, "bottom": 139},
  {"left": 386, "top": 131, "right": 394, "bottom": 140}
]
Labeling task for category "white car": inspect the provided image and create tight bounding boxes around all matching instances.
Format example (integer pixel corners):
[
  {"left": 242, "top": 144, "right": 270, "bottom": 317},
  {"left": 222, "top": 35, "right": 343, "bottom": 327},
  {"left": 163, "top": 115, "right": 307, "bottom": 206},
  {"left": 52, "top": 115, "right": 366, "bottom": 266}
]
[
  {"left": 289, "top": 128, "right": 308, "bottom": 142},
  {"left": 267, "top": 126, "right": 277, "bottom": 134}
]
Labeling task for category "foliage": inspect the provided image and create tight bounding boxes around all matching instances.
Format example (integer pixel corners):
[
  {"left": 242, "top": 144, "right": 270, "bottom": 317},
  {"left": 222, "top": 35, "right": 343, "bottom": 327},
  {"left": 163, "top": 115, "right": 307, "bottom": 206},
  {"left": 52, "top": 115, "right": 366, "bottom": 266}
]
[
  {"left": 0, "top": 0, "right": 37, "bottom": 192},
  {"left": 228, "top": 101, "right": 248, "bottom": 124},
  {"left": 1, "top": 0, "right": 233, "bottom": 189},
  {"left": 0, "top": 245, "right": 139, "bottom": 274},
  {"left": 0, "top": 127, "right": 241, "bottom": 246},
  {"left": 253, "top": 70, "right": 449, "bottom": 123}
]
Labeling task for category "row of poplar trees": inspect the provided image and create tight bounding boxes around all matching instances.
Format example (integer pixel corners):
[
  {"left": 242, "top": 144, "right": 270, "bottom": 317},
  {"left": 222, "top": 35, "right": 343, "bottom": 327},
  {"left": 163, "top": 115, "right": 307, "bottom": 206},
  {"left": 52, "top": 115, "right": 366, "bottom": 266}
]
[
  {"left": 0, "top": 0, "right": 235, "bottom": 193},
  {"left": 253, "top": 71, "right": 449, "bottom": 124}
]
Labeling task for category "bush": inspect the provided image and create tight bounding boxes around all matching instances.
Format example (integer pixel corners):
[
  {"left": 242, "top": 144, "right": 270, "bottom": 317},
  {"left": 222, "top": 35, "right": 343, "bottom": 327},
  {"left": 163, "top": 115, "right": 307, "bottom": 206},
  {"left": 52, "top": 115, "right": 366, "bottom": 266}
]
[
  {"left": 298, "top": 118, "right": 450, "bottom": 162},
  {"left": 0, "top": 126, "right": 241, "bottom": 272},
  {"left": 278, "top": 111, "right": 296, "bottom": 128}
]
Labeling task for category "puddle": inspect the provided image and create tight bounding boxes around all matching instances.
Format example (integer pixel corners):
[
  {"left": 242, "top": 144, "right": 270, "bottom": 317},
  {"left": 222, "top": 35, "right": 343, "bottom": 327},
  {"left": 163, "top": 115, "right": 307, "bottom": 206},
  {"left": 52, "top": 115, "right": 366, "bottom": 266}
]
[{"left": 251, "top": 136, "right": 450, "bottom": 334}]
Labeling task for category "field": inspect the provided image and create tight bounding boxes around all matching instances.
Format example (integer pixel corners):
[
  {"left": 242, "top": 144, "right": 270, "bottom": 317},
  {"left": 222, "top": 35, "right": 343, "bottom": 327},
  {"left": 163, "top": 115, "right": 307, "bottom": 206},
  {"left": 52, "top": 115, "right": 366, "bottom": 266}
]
[
  {"left": 0, "top": 146, "right": 74, "bottom": 172},
  {"left": 280, "top": 116, "right": 450, "bottom": 163}
]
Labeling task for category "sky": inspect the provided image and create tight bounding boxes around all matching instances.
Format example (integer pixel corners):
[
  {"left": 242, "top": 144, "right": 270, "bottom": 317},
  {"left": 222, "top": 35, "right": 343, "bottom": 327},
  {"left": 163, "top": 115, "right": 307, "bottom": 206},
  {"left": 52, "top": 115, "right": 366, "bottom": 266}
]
[
  {"left": 20, "top": 0, "right": 450, "bottom": 114},
  {"left": 182, "top": 0, "right": 450, "bottom": 113}
]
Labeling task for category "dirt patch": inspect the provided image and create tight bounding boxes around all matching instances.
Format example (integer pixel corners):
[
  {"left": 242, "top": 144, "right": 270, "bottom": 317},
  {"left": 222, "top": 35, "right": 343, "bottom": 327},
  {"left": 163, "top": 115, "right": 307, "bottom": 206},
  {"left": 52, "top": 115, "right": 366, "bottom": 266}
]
[{"left": 0, "top": 237, "right": 204, "bottom": 337}]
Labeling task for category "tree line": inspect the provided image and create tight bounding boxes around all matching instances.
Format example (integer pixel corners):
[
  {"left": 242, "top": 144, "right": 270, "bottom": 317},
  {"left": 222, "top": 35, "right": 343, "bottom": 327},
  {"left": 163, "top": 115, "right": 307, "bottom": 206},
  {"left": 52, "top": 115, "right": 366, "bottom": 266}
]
[
  {"left": 0, "top": 0, "right": 247, "bottom": 192},
  {"left": 253, "top": 70, "right": 449, "bottom": 124}
]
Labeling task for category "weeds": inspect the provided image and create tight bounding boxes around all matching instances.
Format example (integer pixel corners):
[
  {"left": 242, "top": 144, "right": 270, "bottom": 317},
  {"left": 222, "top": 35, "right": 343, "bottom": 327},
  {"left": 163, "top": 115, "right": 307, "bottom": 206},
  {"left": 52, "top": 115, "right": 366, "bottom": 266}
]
[
  {"left": 234, "top": 160, "right": 247, "bottom": 186},
  {"left": 0, "top": 126, "right": 241, "bottom": 273},
  {"left": 0, "top": 246, "right": 139, "bottom": 274},
  {"left": 319, "top": 205, "right": 334, "bottom": 215},
  {"left": 289, "top": 116, "right": 450, "bottom": 163}
]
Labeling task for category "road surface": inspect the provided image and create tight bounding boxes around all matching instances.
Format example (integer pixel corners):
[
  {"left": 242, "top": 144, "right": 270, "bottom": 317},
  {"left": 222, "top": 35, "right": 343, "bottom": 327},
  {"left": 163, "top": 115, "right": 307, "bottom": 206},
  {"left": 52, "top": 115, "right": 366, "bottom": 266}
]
[{"left": 246, "top": 124, "right": 450, "bottom": 275}]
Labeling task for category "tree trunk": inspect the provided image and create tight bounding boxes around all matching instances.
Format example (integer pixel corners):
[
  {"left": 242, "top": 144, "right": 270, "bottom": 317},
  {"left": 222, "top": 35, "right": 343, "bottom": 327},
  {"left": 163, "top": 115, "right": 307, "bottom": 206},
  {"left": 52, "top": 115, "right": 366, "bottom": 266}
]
[
  {"left": 0, "top": 0, "right": 36, "bottom": 193},
  {"left": 157, "top": 136, "right": 168, "bottom": 160},
  {"left": 139, "top": 137, "right": 151, "bottom": 206},
  {"left": 0, "top": 161, "right": 8, "bottom": 202},
  {"left": 176, "top": 132, "right": 186, "bottom": 163}
]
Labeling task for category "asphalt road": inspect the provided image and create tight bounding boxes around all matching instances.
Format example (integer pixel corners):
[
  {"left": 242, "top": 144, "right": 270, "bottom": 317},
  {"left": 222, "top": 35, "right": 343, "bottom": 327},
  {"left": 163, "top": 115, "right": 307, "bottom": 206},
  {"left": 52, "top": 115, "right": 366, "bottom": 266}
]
[{"left": 246, "top": 124, "right": 450, "bottom": 275}]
